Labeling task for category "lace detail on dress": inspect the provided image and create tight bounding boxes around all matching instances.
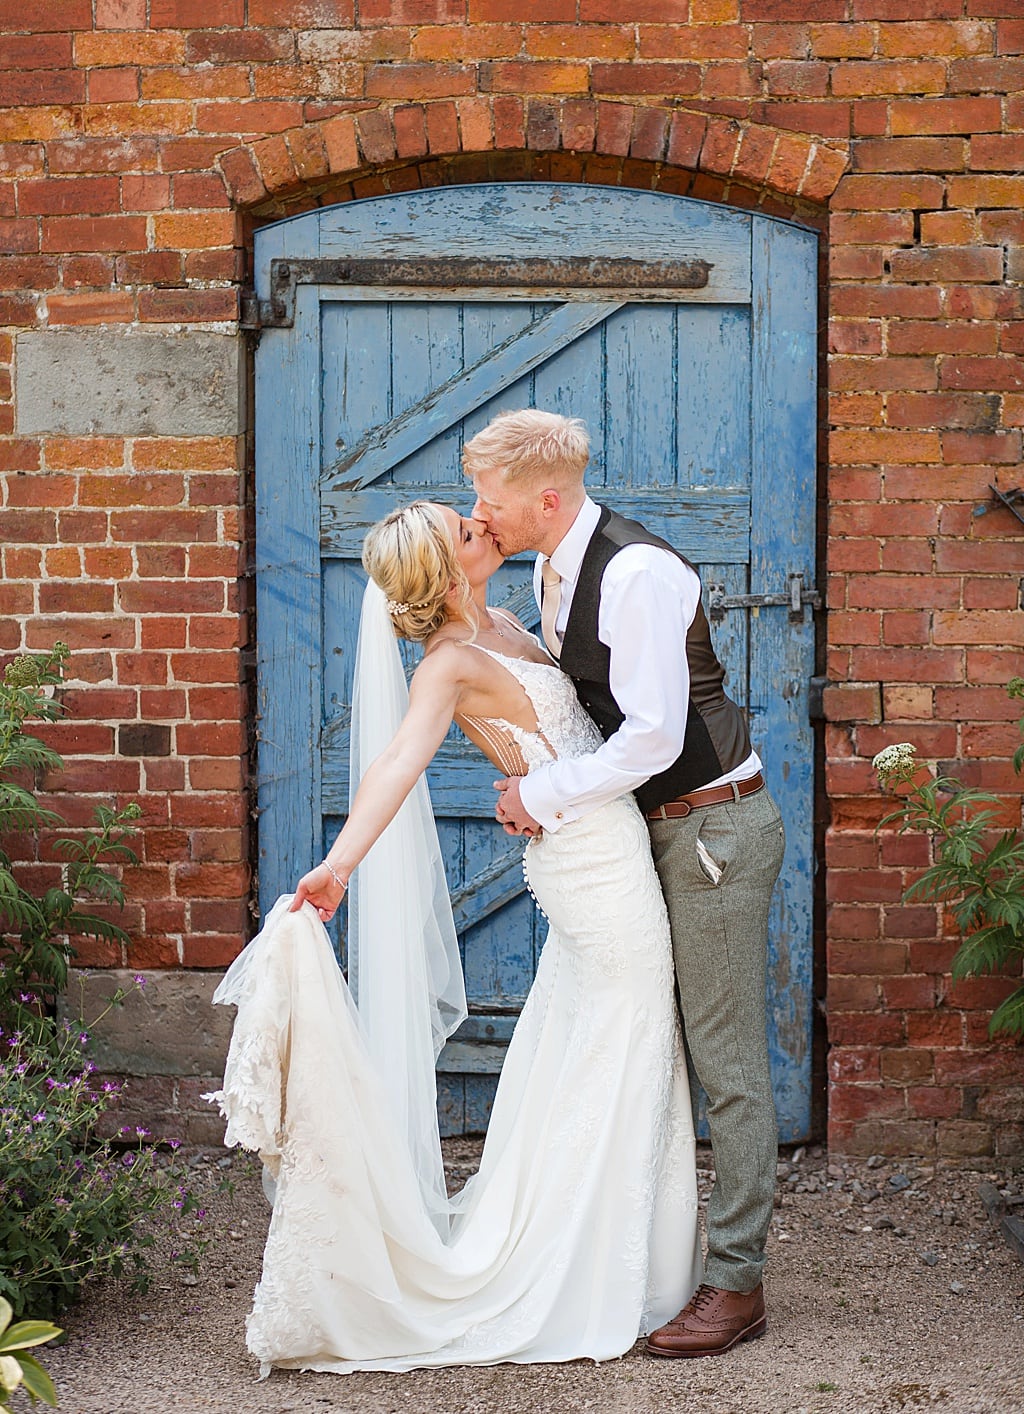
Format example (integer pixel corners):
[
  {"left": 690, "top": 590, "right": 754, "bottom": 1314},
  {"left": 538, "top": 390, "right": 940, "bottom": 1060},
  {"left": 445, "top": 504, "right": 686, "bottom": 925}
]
[
  {"left": 456, "top": 646, "right": 603, "bottom": 776},
  {"left": 204, "top": 1032, "right": 283, "bottom": 1159}
]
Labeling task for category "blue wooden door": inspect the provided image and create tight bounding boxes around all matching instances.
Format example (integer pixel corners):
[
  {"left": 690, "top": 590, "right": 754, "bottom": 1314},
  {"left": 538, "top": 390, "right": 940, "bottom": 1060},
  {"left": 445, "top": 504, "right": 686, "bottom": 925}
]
[{"left": 254, "top": 184, "right": 817, "bottom": 1140}]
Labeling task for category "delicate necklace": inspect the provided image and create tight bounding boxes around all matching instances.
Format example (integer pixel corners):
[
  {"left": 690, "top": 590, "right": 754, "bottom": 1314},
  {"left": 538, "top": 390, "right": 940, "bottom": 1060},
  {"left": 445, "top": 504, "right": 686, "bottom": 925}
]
[{"left": 488, "top": 612, "right": 507, "bottom": 639}]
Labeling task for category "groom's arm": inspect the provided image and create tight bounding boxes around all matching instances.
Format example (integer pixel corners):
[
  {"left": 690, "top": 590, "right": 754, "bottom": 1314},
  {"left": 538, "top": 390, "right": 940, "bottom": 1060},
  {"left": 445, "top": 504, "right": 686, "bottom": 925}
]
[{"left": 518, "top": 548, "right": 700, "bottom": 832}]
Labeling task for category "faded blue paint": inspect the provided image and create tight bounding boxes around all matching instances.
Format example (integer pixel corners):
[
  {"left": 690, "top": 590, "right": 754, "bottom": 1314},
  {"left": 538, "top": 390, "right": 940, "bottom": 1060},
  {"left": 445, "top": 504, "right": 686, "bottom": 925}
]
[{"left": 254, "top": 183, "right": 818, "bottom": 1140}]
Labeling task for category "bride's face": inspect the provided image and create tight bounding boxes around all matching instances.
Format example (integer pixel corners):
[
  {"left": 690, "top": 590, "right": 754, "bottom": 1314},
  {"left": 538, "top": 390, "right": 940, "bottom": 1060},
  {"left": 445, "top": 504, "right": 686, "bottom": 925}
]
[{"left": 437, "top": 505, "right": 504, "bottom": 587}]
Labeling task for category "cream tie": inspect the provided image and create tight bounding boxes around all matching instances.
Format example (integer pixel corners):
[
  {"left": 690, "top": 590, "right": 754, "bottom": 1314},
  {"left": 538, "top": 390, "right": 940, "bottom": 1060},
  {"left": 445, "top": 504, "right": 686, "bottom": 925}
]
[{"left": 540, "top": 560, "right": 562, "bottom": 660}]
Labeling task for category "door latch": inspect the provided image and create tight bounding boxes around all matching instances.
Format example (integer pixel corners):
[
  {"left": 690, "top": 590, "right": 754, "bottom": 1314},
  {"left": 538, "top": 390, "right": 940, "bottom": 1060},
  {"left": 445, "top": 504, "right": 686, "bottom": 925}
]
[{"left": 706, "top": 573, "right": 821, "bottom": 623}]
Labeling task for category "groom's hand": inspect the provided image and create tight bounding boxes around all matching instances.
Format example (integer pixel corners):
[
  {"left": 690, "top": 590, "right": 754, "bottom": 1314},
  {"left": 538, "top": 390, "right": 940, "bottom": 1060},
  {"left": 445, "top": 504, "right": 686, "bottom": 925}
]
[{"left": 493, "top": 777, "right": 542, "bottom": 837}]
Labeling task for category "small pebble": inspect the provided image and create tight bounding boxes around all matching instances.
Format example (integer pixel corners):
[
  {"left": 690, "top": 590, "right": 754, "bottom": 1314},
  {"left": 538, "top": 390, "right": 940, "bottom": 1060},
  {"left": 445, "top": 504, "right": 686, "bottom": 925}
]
[
  {"left": 874, "top": 1215, "right": 896, "bottom": 1230},
  {"left": 889, "top": 1174, "right": 912, "bottom": 1192},
  {"left": 180, "top": 1275, "right": 198, "bottom": 1287},
  {"left": 950, "top": 1281, "right": 965, "bottom": 1295},
  {"left": 919, "top": 1250, "right": 940, "bottom": 1267},
  {"left": 866, "top": 1154, "right": 885, "bottom": 1169}
]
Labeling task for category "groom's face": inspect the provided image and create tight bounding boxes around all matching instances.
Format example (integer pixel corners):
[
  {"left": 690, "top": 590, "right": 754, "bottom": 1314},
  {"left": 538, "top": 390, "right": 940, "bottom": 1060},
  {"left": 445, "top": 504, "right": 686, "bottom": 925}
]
[{"left": 471, "top": 467, "right": 546, "bottom": 559}]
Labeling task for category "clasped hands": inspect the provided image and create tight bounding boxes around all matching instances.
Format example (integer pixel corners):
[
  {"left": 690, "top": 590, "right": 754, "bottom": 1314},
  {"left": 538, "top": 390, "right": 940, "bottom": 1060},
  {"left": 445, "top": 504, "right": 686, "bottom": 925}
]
[{"left": 494, "top": 776, "right": 542, "bottom": 838}]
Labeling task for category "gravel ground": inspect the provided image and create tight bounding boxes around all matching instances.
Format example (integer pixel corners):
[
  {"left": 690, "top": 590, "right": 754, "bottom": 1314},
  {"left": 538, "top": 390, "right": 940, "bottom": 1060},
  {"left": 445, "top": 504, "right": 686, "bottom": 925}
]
[{"left": 48, "top": 1141, "right": 1024, "bottom": 1414}]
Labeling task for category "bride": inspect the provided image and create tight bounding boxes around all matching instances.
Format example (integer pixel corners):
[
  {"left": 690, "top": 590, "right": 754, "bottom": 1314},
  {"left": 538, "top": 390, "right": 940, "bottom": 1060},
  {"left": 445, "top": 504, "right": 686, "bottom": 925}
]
[{"left": 209, "top": 501, "right": 701, "bottom": 1376}]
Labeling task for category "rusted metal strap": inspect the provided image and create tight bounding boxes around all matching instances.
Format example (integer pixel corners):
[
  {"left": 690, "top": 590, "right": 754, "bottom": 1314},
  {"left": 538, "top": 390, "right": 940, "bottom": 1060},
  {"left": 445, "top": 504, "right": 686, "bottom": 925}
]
[{"left": 242, "top": 254, "right": 713, "bottom": 330}]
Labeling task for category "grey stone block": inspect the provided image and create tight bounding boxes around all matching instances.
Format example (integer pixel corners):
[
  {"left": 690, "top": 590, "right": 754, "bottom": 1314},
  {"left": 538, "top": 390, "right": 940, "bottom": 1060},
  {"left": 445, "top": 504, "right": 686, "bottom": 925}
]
[
  {"left": 15, "top": 329, "right": 244, "bottom": 437},
  {"left": 63, "top": 968, "right": 235, "bottom": 1078}
]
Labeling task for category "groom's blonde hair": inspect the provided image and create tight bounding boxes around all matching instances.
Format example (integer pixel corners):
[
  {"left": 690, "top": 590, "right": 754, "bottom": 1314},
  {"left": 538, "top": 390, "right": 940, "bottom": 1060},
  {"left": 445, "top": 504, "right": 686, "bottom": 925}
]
[
  {"left": 462, "top": 409, "right": 589, "bottom": 489},
  {"left": 363, "top": 502, "right": 473, "bottom": 643}
]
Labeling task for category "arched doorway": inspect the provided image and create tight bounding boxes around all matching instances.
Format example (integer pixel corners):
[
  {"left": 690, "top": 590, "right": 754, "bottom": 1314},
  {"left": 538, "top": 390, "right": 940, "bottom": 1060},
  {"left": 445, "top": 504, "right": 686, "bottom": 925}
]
[{"left": 253, "top": 182, "right": 817, "bottom": 1139}]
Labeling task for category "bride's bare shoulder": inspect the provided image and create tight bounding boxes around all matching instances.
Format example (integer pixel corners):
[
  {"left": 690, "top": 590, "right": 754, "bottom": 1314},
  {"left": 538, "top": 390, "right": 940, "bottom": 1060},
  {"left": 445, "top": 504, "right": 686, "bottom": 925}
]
[{"left": 417, "top": 632, "right": 481, "bottom": 684}]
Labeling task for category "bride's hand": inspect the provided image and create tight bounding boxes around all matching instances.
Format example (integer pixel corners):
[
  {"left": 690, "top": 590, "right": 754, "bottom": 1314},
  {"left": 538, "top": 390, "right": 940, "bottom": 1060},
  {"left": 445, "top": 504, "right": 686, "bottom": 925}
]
[{"left": 290, "top": 861, "right": 347, "bottom": 921}]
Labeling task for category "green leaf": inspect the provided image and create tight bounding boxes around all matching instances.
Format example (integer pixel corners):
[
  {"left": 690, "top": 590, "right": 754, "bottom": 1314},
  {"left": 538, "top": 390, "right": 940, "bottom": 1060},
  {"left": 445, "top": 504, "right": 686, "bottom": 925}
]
[
  {"left": 0, "top": 1321, "right": 62, "bottom": 1353},
  {"left": 989, "top": 988, "right": 1024, "bottom": 1038},
  {"left": 0, "top": 1299, "right": 11, "bottom": 1334},
  {"left": 13, "top": 1353, "right": 58, "bottom": 1407},
  {"left": 0, "top": 1358, "right": 20, "bottom": 1395}
]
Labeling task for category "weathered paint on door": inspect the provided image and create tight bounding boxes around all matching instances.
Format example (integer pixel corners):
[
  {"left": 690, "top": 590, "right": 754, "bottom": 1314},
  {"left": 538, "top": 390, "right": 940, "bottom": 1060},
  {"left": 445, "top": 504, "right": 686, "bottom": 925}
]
[{"left": 254, "top": 183, "right": 818, "bottom": 1140}]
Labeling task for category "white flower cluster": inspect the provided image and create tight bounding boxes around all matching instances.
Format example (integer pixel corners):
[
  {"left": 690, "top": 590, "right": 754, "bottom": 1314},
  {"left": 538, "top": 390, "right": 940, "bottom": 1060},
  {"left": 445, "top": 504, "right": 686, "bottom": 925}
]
[{"left": 872, "top": 742, "right": 918, "bottom": 780}]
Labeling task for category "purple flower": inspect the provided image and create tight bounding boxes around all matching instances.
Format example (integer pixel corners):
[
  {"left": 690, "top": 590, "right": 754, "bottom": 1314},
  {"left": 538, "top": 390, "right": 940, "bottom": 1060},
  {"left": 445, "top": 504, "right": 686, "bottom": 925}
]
[
  {"left": 102, "top": 1081, "right": 120, "bottom": 1094},
  {"left": 31, "top": 1112, "right": 45, "bottom": 1124},
  {"left": 79, "top": 1032, "right": 89, "bottom": 1045},
  {"left": 132, "top": 974, "right": 146, "bottom": 989},
  {"left": 168, "top": 1139, "right": 181, "bottom": 1150},
  {"left": 134, "top": 1126, "right": 150, "bottom": 1138},
  {"left": 18, "top": 992, "right": 34, "bottom": 1004},
  {"left": 121, "top": 1153, "right": 135, "bottom": 1168}
]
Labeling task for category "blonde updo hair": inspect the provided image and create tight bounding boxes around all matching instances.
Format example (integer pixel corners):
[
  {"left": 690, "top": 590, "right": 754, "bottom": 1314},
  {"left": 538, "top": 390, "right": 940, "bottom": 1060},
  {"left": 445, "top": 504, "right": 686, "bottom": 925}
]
[{"left": 362, "top": 501, "right": 473, "bottom": 643}]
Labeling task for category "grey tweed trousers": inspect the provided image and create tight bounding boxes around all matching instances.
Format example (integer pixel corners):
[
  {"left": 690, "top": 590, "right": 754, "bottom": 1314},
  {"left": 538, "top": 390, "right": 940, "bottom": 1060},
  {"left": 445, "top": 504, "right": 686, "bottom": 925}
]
[{"left": 648, "top": 784, "right": 786, "bottom": 1294}]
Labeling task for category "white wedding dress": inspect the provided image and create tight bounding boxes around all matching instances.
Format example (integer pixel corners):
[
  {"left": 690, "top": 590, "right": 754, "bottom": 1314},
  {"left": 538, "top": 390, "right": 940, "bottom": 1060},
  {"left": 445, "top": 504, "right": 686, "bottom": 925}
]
[{"left": 209, "top": 642, "right": 701, "bottom": 1376}]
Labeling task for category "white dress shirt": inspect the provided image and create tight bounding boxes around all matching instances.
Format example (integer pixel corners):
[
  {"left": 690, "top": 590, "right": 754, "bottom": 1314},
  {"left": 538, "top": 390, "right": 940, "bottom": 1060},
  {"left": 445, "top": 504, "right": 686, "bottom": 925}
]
[{"left": 519, "top": 496, "right": 761, "bottom": 832}]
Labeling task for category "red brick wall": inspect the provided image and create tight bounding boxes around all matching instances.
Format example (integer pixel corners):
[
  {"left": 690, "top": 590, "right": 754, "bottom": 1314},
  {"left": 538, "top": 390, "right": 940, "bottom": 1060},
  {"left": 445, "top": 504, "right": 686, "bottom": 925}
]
[{"left": 1, "top": 0, "right": 1022, "bottom": 1157}]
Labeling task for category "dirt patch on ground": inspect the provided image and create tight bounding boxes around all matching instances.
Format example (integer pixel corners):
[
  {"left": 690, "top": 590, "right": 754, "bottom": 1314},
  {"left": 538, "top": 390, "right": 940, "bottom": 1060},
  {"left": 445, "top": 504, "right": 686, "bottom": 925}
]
[{"left": 48, "top": 1142, "right": 1023, "bottom": 1414}]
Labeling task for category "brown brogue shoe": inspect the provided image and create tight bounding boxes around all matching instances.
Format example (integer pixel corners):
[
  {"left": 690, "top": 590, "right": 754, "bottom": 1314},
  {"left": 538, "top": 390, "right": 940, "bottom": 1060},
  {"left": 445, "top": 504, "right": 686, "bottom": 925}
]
[{"left": 646, "top": 1283, "right": 767, "bottom": 1359}]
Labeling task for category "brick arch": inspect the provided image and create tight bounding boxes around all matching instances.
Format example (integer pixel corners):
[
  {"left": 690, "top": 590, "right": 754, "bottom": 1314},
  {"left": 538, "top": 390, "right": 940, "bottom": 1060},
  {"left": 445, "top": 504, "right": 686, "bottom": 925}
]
[{"left": 217, "top": 98, "right": 849, "bottom": 225}]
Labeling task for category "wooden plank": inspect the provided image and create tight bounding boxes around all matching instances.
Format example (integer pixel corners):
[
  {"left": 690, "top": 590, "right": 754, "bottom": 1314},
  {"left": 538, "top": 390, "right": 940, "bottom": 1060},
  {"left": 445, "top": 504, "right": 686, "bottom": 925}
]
[
  {"left": 321, "top": 302, "right": 625, "bottom": 492},
  {"left": 749, "top": 213, "right": 819, "bottom": 1144},
  {"left": 255, "top": 279, "right": 324, "bottom": 914},
  {"left": 463, "top": 1075, "right": 499, "bottom": 1133},
  {"left": 700, "top": 563, "right": 750, "bottom": 714},
  {"left": 676, "top": 305, "right": 752, "bottom": 491},
  {"left": 321, "top": 486, "right": 751, "bottom": 562},
  {"left": 437, "top": 1013, "right": 517, "bottom": 1074},
  {"left": 450, "top": 838, "right": 530, "bottom": 936},
  {"left": 311, "top": 185, "right": 753, "bottom": 304},
  {"left": 604, "top": 303, "right": 679, "bottom": 487},
  {"left": 321, "top": 300, "right": 393, "bottom": 482}
]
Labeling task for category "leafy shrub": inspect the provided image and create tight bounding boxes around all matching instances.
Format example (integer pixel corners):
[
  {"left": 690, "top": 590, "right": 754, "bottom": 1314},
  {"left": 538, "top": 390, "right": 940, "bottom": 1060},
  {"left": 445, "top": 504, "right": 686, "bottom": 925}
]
[
  {"left": 0, "top": 643, "right": 141, "bottom": 1037},
  {"left": 874, "top": 678, "right": 1024, "bottom": 1039},
  {"left": 0, "top": 983, "right": 208, "bottom": 1321},
  {"left": 0, "top": 645, "right": 205, "bottom": 1320}
]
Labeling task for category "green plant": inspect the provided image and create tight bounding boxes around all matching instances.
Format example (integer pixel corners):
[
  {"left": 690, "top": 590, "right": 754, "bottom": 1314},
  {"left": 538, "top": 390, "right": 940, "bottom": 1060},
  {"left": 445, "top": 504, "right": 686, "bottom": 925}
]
[
  {"left": 0, "top": 985, "right": 207, "bottom": 1320},
  {"left": 0, "top": 646, "right": 206, "bottom": 1319},
  {"left": 0, "top": 1298, "right": 59, "bottom": 1412},
  {"left": 0, "top": 644, "right": 141, "bottom": 1036},
  {"left": 873, "top": 677, "right": 1024, "bottom": 1039}
]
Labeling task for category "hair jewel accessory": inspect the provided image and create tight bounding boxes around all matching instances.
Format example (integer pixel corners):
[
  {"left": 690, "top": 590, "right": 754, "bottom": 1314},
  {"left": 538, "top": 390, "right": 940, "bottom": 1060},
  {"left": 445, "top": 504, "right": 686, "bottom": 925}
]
[{"left": 386, "top": 598, "right": 430, "bottom": 616}]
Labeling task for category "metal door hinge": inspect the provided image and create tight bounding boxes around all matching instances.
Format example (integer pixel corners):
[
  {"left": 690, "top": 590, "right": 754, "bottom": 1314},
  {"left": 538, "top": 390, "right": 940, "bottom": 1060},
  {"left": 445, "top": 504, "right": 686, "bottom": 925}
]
[
  {"left": 706, "top": 573, "right": 821, "bottom": 623},
  {"left": 239, "top": 288, "right": 289, "bottom": 335}
]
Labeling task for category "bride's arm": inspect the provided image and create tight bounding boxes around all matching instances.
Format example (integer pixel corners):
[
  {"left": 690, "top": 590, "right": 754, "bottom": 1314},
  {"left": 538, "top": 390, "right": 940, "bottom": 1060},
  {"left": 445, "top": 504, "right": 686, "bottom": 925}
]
[{"left": 289, "top": 647, "right": 465, "bottom": 917}]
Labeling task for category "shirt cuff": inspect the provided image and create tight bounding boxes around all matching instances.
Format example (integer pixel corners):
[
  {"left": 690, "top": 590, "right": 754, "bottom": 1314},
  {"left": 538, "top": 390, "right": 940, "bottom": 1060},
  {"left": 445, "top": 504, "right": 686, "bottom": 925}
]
[{"left": 519, "top": 769, "right": 581, "bottom": 834}]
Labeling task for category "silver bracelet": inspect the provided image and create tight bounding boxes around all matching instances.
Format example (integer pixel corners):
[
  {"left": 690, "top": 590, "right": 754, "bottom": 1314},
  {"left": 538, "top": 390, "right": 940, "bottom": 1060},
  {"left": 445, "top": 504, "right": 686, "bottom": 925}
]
[{"left": 322, "top": 860, "right": 346, "bottom": 892}]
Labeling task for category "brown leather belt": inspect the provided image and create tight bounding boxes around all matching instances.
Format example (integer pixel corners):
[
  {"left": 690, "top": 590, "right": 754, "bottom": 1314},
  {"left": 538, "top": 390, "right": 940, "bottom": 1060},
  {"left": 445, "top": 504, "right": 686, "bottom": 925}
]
[{"left": 646, "top": 770, "right": 765, "bottom": 821}]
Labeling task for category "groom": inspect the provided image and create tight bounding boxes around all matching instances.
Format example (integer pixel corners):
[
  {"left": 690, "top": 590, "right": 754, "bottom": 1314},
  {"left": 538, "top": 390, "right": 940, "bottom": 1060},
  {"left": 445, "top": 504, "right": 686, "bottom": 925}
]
[{"left": 465, "top": 409, "right": 786, "bottom": 1359}]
